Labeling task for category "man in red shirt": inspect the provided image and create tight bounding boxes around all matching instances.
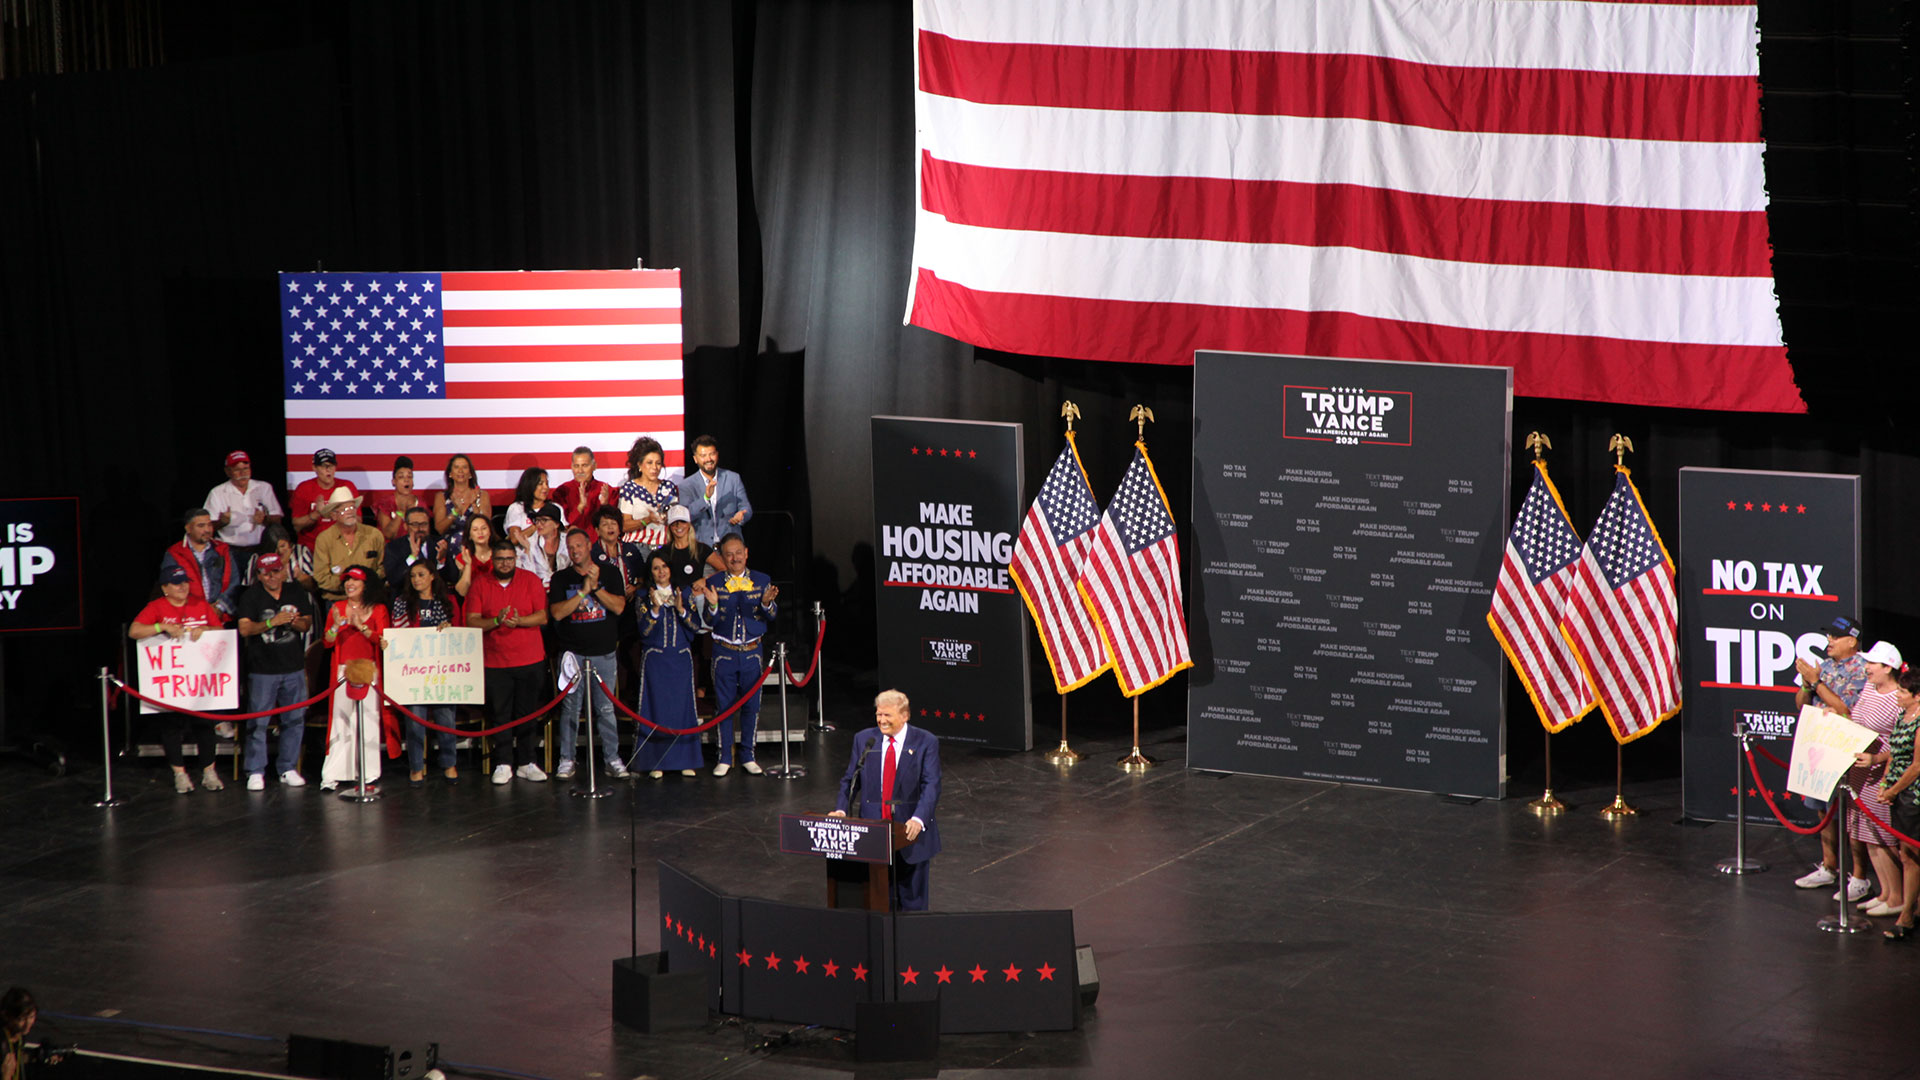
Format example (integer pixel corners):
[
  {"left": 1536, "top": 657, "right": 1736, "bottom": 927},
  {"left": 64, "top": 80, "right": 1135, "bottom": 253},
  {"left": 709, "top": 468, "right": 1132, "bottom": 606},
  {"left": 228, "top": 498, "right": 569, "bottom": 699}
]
[
  {"left": 130, "top": 564, "right": 227, "bottom": 794},
  {"left": 552, "top": 445, "right": 617, "bottom": 531},
  {"left": 290, "top": 447, "right": 360, "bottom": 550},
  {"left": 465, "top": 537, "right": 552, "bottom": 784}
]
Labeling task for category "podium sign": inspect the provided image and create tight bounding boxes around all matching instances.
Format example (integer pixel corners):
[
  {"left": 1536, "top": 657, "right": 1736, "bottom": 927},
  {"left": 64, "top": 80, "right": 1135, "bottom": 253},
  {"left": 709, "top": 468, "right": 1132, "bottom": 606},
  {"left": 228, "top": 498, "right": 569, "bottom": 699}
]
[
  {"left": 1679, "top": 468, "right": 1860, "bottom": 823},
  {"left": 779, "top": 813, "right": 894, "bottom": 864}
]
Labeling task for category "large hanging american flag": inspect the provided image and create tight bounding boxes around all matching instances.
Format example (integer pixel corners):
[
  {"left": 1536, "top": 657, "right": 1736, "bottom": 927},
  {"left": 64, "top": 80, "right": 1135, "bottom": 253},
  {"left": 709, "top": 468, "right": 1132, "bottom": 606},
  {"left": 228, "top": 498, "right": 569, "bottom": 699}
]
[
  {"left": 1079, "top": 443, "right": 1191, "bottom": 697},
  {"left": 1563, "top": 469, "right": 1681, "bottom": 744},
  {"left": 1487, "top": 462, "right": 1597, "bottom": 733},
  {"left": 905, "top": 0, "right": 1803, "bottom": 414},
  {"left": 1010, "top": 433, "right": 1111, "bottom": 693},
  {"left": 279, "top": 269, "right": 683, "bottom": 500}
]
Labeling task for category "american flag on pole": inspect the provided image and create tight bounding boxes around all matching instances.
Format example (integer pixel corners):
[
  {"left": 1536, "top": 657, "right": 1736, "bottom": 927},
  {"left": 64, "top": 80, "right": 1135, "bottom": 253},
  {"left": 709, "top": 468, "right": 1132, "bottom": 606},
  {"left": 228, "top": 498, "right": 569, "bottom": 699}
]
[
  {"left": 1487, "top": 462, "right": 1597, "bottom": 733},
  {"left": 1010, "top": 433, "right": 1111, "bottom": 693},
  {"left": 1563, "top": 469, "right": 1681, "bottom": 744},
  {"left": 906, "top": 0, "right": 1803, "bottom": 414},
  {"left": 279, "top": 269, "right": 683, "bottom": 500},
  {"left": 1078, "top": 443, "right": 1191, "bottom": 697}
]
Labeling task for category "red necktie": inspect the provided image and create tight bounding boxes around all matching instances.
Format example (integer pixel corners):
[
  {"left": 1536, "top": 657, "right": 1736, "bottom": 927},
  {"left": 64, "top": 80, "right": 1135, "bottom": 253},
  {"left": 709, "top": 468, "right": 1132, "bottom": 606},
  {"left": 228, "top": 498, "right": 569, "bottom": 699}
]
[{"left": 880, "top": 736, "right": 897, "bottom": 820}]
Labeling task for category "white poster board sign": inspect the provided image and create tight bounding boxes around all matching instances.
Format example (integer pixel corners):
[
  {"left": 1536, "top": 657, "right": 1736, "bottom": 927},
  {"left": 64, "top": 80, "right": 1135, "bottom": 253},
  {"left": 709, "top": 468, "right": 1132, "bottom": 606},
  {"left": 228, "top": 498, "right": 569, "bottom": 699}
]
[
  {"left": 382, "top": 626, "right": 485, "bottom": 706},
  {"left": 1787, "top": 705, "right": 1877, "bottom": 800},
  {"left": 136, "top": 630, "right": 240, "bottom": 714}
]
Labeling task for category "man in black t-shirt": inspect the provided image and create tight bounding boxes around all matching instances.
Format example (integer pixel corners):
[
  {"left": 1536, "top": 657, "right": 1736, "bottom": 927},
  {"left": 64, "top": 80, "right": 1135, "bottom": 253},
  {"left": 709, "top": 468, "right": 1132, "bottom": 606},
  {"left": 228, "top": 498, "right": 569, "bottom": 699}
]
[
  {"left": 549, "top": 528, "right": 629, "bottom": 779},
  {"left": 235, "top": 552, "right": 316, "bottom": 790}
]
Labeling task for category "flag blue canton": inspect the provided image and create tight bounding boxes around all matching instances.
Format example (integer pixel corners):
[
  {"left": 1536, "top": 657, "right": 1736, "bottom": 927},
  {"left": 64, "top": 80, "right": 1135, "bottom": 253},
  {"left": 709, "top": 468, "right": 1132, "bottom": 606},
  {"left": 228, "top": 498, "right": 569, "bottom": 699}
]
[
  {"left": 1107, "top": 452, "right": 1174, "bottom": 555},
  {"left": 1038, "top": 447, "right": 1099, "bottom": 543},
  {"left": 1588, "top": 474, "right": 1664, "bottom": 590},
  {"left": 280, "top": 272, "right": 446, "bottom": 399},
  {"left": 1513, "top": 471, "right": 1581, "bottom": 585}
]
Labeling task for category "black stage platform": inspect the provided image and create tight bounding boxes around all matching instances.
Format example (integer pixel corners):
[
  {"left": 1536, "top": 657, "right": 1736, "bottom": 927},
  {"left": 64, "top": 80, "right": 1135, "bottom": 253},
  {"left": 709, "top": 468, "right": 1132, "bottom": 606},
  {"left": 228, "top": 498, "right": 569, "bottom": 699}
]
[{"left": 1, "top": 674, "right": 1911, "bottom": 1080}]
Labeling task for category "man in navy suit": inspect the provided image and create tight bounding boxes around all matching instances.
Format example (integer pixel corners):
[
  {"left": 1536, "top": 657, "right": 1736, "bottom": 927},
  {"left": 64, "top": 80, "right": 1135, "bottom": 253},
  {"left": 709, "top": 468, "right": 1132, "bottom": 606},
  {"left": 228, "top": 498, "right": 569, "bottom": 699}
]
[{"left": 831, "top": 689, "right": 942, "bottom": 911}]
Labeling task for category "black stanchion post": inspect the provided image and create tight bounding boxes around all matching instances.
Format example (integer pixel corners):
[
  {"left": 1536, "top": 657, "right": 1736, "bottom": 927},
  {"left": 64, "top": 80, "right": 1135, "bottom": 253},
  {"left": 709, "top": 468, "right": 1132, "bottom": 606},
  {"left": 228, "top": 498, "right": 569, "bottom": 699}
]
[
  {"left": 1819, "top": 787, "right": 1870, "bottom": 933},
  {"left": 1716, "top": 722, "right": 1767, "bottom": 875},
  {"left": 93, "top": 668, "right": 127, "bottom": 809}
]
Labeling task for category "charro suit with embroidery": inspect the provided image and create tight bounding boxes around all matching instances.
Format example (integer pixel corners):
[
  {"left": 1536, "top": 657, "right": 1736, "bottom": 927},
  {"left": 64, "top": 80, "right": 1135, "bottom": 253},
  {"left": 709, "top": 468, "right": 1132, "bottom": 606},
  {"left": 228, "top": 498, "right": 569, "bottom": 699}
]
[{"left": 699, "top": 568, "right": 776, "bottom": 763}]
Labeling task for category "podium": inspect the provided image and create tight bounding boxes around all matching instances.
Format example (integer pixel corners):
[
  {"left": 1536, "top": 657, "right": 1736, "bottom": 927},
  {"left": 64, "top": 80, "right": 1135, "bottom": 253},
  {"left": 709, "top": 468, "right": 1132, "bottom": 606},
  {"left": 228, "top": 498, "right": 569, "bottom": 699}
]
[{"left": 779, "top": 813, "right": 913, "bottom": 911}]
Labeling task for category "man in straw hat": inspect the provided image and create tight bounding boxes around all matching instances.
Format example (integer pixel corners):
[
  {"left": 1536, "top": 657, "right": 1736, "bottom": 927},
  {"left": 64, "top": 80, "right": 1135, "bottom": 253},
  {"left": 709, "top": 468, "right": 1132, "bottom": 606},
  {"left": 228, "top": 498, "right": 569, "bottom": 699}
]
[{"left": 313, "top": 490, "right": 385, "bottom": 607}]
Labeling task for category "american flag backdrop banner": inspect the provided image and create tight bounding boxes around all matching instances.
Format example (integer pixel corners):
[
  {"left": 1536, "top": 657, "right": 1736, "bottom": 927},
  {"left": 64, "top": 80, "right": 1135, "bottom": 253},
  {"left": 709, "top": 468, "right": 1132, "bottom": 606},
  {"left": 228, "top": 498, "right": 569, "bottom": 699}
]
[
  {"left": 1487, "top": 462, "right": 1597, "bottom": 734},
  {"left": 1009, "top": 433, "right": 1111, "bottom": 693},
  {"left": 1078, "top": 443, "right": 1192, "bottom": 697},
  {"left": 1563, "top": 469, "right": 1682, "bottom": 744},
  {"left": 905, "top": 0, "right": 1804, "bottom": 414},
  {"left": 279, "top": 269, "right": 683, "bottom": 498}
]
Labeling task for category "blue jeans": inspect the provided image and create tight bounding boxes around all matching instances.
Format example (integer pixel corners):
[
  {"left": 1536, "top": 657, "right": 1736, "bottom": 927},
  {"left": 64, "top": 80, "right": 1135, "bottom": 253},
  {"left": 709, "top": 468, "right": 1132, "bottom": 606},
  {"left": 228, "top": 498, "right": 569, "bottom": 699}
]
[
  {"left": 406, "top": 705, "right": 459, "bottom": 772},
  {"left": 244, "top": 671, "right": 309, "bottom": 777},
  {"left": 558, "top": 651, "right": 620, "bottom": 765}
]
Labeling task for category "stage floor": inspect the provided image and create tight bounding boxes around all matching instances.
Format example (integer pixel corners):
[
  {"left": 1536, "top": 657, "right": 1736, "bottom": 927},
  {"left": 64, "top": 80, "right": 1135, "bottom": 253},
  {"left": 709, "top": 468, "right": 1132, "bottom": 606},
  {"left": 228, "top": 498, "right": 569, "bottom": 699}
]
[{"left": 1, "top": 675, "right": 1910, "bottom": 1080}]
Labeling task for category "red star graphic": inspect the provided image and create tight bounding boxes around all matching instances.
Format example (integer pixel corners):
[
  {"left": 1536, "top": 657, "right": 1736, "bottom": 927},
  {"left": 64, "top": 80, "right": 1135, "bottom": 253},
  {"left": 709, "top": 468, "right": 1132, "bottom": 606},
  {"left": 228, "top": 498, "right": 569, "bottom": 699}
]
[
  {"left": 1748, "top": 788, "right": 1758, "bottom": 797},
  {"left": 968, "top": 450, "right": 977, "bottom": 459},
  {"left": 708, "top": 942, "right": 718, "bottom": 958},
  {"left": 663, "top": 914, "right": 673, "bottom": 928},
  {"left": 1726, "top": 501, "right": 1736, "bottom": 510},
  {"left": 736, "top": 949, "right": 753, "bottom": 966},
  {"left": 1743, "top": 502, "right": 1753, "bottom": 511},
  {"left": 901, "top": 966, "right": 920, "bottom": 985},
  {"left": 938, "top": 448, "right": 948, "bottom": 457},
  {"left": 909, "top": 446, "right": 919, "bottom": 455},
  {"left": 962, "top": 711, "right": 972, "bottom": 720},
  {"left": 853, "top": 963, "right": 869, "bottom": 982},
  {"left": 793, "top": 955, "right": 811, "bottom": 975},
  {"left": 932, "top": 709, "right": 943, "bottom": 718},
  {"left": 1761, "top": 502, "right": 1771, "bottom": 512},
  {"left": 968, "top": 965, "right": 987, "bottom": 983},
  {"left": 1729, "top": 786, "right": 1738, "bottom": 796},
  {"left": 765, "top": 951, "right": 782, "bottom": 971},
  {"left": 952, "top": 448, "right": 962, "bottom": 457},
  {"left": 822, "top": 959, "right": 840, "bottom": 978},
  {"left": 918, "top": 708, "right": 927, "bottom": 716},
  {"left": 1002, "top": 964, "right": 1022, "bottom": 982},
  {"left": 1779, "top": 502, "right": 1790, "bottom": 513},
  {"left": 1036, "top": 962, "right": 1056, "bottom": 981},
  {"left": 935, "top": 966, "right": 953, "bottom": 984},
  {"left": 1797, "top": 504, "right": 1806, "bottom": 514},
  {"left": 925, "top": 446, "right": 935, "bottom": 455},
  {"left": 697, "top": 934, "right": 706, "bottom": 951},
  {"left": 977, "top": 713, "right": 985, "bottom": 721}
]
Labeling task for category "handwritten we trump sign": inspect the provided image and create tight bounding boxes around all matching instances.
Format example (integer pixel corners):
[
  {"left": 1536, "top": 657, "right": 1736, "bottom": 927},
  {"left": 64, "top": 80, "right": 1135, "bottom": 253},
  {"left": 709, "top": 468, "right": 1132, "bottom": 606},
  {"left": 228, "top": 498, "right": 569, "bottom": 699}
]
[{"left": 137, "top": 630, "right": 239, "bottom": 714}]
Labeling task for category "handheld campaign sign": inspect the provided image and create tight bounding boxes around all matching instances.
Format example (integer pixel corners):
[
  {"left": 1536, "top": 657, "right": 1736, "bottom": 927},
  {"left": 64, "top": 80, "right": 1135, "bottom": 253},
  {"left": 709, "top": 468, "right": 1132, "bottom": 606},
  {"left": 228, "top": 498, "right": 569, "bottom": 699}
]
[
  {"left": 137, "top": 630, "right": 239, "bottom": 714},
  {"left": 382, "top": 626, "right": 485, "bottom": 705},
  {"left": 1786, "top": 705, "right": 1877, "bottom": 801}
]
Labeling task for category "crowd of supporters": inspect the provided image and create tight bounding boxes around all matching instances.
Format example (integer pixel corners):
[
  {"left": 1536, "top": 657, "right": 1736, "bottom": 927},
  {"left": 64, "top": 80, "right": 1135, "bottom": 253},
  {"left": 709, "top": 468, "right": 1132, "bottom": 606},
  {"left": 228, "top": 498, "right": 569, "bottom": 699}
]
[{"left": 132, "top": 435, "right": 781, "bottom": 794}]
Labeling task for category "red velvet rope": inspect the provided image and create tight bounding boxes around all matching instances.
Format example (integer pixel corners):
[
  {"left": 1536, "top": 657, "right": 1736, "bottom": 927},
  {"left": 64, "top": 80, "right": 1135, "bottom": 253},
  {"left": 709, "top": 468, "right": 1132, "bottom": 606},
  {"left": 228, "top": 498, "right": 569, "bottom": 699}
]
[
  {"left": 379, "top": 678, "right": 575, "bottom": 737},
  {"left": 1743, "top": 746, "right": 1839, "bottom": 835},
  {"left": 597, "top": 656, "right": 774, "bottom": 736},
  {"left": 110, "top": 677, "right": 345, "bottom": 721},
  {"left": 1755, "top": 744, "right": 1789, "bottom": 770},
  {"left": 781, "top": 616, "right": 827, "bottom": 688},
  {"left": 1842, "top": 783, "right": 1920, "bottom": 849}
]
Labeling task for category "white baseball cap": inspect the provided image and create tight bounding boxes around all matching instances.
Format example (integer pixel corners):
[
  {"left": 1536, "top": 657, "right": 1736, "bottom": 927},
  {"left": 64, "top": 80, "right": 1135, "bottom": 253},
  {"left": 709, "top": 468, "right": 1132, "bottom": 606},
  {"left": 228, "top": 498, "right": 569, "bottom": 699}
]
[{"left": 1861, "top": 640, "right": 1903, "bottom": 668}]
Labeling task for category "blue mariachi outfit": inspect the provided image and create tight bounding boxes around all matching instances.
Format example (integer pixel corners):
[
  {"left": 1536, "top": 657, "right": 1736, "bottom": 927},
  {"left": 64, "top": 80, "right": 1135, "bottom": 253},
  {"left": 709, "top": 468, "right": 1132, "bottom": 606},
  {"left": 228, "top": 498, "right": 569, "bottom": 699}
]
[
  {"left": 700, "top": 568, "right": 776, "bottom": 764},
  {"left": 631, "top": 586, "right": 706, "bottom": 773},
  {"left": 835, "top": 723, "right": 942, "bottom": 910}
]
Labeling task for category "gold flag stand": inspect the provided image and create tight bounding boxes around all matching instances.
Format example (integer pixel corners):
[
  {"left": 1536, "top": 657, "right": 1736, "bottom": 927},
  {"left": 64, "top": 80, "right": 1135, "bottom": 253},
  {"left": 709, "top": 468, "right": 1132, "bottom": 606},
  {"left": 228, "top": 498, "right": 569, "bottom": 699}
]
[
  {"left": 1116, "top": 403, "right": 1160, "bottom": 773},
  {"left": 1521, "top": 432, "right": 1569, "bottom": 816},
  {"left": 1597, "top": 433, "right": 1640, "bottom": 820},
  {"left": 1042, "top": 402, "right": 1086, "bottom": 766}
]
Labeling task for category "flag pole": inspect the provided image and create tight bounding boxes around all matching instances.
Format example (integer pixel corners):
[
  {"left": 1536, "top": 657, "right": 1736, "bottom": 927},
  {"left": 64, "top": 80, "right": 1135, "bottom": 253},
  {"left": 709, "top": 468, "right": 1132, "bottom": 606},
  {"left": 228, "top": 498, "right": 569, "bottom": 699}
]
[
  {"left": 1522, "top": 432, "right": 1569, "bottom": 816},
  {"left": 1599, "top": 433, "right": 1641, "bottom": 820},
  {"left": 1044, "top": 402, "right": 1085, "bottom": 767},
  {"left": 1117, "top": 404, "right": 1158, "bottom": 773}
]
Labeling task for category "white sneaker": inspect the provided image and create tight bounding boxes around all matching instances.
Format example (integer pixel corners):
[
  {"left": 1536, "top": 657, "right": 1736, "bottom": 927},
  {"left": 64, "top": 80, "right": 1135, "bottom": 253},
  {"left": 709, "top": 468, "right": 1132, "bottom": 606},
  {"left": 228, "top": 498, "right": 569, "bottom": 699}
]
[
  {"left": 681, "top": 769, "right": 697, "bottom": 777},
  {"left": 1834, "top": 877, "right": 1874, "bottom": 902},
  {"left": 555, "top": 759, "right": 577, "bottom": 779},
  {"left": 199, "top": 766, "right": 226, "bottom": 792},
  {"left": 280, "top": 770, "right": 307, "bottom": 788},
  {"left": 648, "top": 770, "right": 665, "bottom": 780},
  {"left": 606, "top": 760, "right": 629, "bottom": 779},
  {"left": 247, "top": 774, "right": 266, "bottom": 792},
  {"left": 173, "top": 771, "right": 194, "bottom": 794},
  {"left": 742, "top": 760, "right": 764, "bottom": 775},
  {"left": 712, "top": 762, "right": 731, "bottom": 777},
  {"left": 1794, "top": 864, "right": 1837, "bottom": 889},
  {"left": 492, "top": 764, "right": 513, "bottom": 785},
  {"left": 515, "top": 763, "right": 548, "bottom": 783}
]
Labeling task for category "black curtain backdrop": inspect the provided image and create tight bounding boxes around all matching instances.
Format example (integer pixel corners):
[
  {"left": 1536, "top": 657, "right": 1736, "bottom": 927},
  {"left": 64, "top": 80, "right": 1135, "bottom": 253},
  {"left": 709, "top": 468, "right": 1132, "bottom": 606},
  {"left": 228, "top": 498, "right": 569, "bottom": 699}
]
[{"left": 0, "top": 0, "right": 1912, "bottom": 790}]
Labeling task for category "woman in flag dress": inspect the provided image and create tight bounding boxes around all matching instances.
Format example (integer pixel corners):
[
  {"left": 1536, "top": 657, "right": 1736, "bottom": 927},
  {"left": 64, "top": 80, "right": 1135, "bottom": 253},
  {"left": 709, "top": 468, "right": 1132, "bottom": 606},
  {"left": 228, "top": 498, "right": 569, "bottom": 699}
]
[
  {"left": 320, "top": 567, "right": 393, "bottom": 789},
  {"left": 618, "top": 436, "right": 678, "bottom": 551},
  {"left": 630, "top": 553, "right": 708, "bottom": 778},
  {"left": 1845, "top": 640, "right": 1907, "bottom": 916}
]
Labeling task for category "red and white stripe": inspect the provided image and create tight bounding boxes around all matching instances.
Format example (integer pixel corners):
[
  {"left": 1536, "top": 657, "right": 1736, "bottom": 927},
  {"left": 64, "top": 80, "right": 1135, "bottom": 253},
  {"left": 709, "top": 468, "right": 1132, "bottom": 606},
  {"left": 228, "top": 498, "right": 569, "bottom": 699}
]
[
  {"left": 906, "top": 0, "right": 1802, "bottom": 414},
  {"left": 1009, "top": 480, "right": 1110, "bottom": 692},
  {"left": 1563, "top": 551, "right": 1681, "bottom": 743},
  {"left": 286, "top": 269, "right": 683, "bottom": 499},
  {"left": 1489, "top": 549, "right": 1595, "bottom": 733}
]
